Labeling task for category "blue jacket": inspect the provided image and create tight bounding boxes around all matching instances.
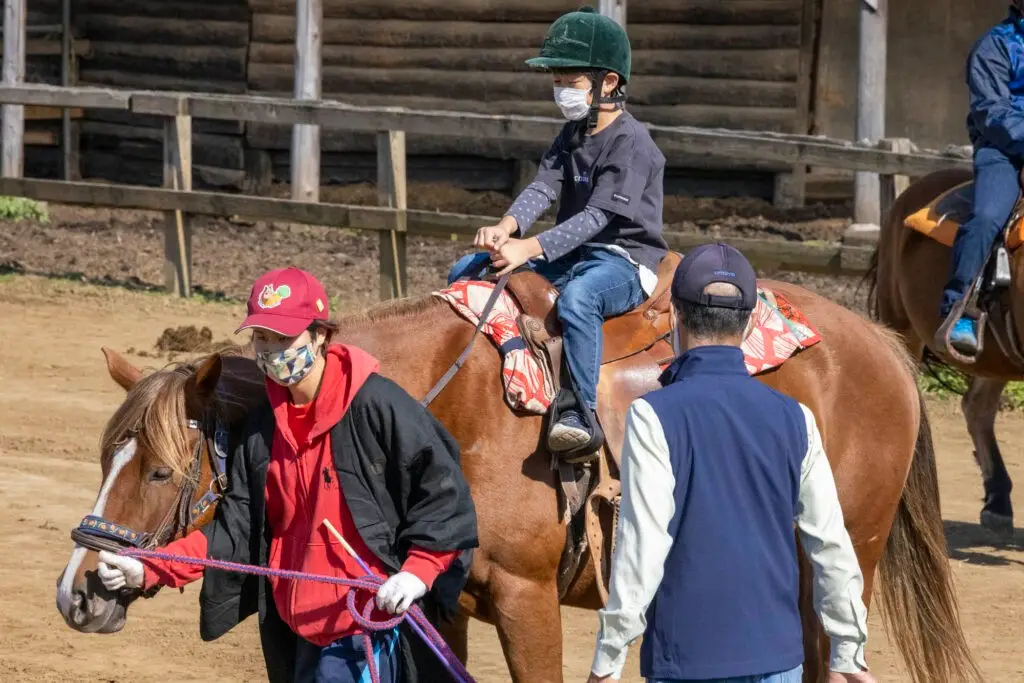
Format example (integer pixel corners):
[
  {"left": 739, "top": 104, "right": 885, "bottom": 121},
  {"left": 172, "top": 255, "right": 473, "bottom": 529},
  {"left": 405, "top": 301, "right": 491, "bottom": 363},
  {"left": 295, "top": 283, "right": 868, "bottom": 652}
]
[
  {"left": 967, "top": 7, "right": 1024, "bottom": 157},
  {"left": 637, "top": 346, "right": 807, "bottom": 680}
]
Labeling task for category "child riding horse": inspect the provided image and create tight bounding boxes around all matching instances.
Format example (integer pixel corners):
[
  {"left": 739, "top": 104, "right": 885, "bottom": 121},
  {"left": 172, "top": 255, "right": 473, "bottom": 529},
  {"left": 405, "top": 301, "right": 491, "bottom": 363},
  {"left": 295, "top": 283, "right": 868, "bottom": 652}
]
[{"left": 447, "top": 7, "right": 669, "bottom": 457}]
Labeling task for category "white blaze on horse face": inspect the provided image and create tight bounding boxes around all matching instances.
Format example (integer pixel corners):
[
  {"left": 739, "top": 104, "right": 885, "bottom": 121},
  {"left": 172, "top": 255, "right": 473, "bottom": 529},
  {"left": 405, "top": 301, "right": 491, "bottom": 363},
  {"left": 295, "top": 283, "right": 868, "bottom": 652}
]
[{"left": 57, "top": 439, "right": 138, "bottom": 619}]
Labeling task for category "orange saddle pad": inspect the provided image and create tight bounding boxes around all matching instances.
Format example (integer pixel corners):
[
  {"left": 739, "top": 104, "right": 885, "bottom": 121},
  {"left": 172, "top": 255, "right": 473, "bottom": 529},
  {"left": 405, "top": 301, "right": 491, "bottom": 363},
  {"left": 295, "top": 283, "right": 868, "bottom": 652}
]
[{"left": 904, "top": 180, "right": 1024, "bottom": 249}]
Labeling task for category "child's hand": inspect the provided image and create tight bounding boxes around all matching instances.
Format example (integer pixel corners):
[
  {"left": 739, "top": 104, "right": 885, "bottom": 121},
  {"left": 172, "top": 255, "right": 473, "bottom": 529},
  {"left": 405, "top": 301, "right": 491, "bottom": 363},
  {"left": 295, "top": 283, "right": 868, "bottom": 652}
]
[
  {"left": 474, "top": 216, "right": 519, "bottom": 251},
  {"left": 493, "top": 237, "right": 544, "bottom": 276}
]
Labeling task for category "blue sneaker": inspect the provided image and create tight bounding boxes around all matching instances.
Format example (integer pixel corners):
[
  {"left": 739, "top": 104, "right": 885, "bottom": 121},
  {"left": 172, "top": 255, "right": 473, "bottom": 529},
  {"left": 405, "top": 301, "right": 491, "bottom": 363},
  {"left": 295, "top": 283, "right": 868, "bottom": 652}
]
[
  {"left": 548, "top": 409, "right": 593, "bottom": 452},
  {"left": 949, "top": 318, "right": 978, "bottom": 354}
]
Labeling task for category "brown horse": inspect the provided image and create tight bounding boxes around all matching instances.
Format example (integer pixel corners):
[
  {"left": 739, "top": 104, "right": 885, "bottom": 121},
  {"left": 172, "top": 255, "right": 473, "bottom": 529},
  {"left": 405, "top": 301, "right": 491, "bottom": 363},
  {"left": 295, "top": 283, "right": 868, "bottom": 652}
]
[
  {"left": 867, "top": 167, "right": 1022, "bottom": 535},
  {"left": 56, "top": 280, "right": 978, "bottom": 683}
]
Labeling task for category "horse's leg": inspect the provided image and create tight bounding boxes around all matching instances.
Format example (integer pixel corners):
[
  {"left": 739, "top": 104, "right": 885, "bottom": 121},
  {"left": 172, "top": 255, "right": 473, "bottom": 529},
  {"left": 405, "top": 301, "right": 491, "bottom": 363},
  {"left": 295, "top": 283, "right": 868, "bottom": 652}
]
[
  {"left": 491, "top": 570, "right": 564, "bottom": 683},
  {"left": 963, "top": 376, "right": 1013, "bottom": 533}
]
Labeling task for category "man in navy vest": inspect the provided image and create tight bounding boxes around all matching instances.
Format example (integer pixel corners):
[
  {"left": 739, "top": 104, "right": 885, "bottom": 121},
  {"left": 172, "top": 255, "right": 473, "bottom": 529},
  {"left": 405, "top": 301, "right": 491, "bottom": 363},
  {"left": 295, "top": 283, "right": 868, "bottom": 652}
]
[{"left": 586, "top": 243, "right": 875, "bottom": 683}]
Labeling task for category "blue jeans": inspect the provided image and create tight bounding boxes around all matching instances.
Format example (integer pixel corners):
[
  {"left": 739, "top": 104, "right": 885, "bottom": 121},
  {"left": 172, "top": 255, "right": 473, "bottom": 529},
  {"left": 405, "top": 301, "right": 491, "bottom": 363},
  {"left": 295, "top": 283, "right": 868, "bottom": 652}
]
[
  {"left": 650, "top": 664, "right": 803, "bottom": 683},
  {"left": 293, "top": 630, "right": 400, "bottom": 683},
  {"left": 447, "top": 247, "right": 646, "bottom": 409},
  {"left": 941, "top": 145, "right": 1022, "bottom": 317}
]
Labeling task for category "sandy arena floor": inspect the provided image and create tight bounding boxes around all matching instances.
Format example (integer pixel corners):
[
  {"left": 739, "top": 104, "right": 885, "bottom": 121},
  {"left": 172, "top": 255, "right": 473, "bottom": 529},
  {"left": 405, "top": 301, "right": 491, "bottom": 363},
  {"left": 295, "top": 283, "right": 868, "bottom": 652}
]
[{"left": 1, "top": 208, "right": 1023, "bottom": 681}]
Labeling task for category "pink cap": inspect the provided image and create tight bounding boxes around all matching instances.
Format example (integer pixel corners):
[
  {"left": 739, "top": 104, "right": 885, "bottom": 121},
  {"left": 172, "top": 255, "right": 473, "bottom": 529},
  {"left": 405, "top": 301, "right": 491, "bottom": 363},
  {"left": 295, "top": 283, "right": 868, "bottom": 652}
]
[{"left": 235, "top": 267, "right": 330, "bottom": 337}]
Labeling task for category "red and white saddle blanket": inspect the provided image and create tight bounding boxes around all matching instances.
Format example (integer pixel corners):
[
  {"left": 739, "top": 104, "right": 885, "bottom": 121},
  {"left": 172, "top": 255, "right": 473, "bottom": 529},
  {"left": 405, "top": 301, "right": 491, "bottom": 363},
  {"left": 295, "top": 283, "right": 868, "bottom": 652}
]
[{"left": 432, "top": 280, "right": 822, "bottom": 415}]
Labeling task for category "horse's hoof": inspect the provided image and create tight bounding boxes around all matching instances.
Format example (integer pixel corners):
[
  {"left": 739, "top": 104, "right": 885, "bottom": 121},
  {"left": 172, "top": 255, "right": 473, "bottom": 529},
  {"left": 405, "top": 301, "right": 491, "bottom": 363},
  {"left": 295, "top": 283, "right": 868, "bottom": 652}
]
[{"left": 980, "top": 509, "right": 1014, "bottom": 536}]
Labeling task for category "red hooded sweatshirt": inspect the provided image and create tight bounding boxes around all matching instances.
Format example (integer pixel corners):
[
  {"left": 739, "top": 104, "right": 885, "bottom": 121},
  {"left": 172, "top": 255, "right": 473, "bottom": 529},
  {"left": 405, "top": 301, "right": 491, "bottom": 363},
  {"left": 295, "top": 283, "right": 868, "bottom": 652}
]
[{"left": 142, "top": 344, "right": 458, "bottom": 645}]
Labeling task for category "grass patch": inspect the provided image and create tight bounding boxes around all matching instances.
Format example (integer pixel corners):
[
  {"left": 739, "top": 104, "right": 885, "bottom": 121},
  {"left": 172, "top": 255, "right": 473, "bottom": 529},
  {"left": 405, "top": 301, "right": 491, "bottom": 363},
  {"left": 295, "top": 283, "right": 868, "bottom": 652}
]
[
  {"left": 917, "top": 360, "right": 1024, "bottom": 410},
  {"left": 0, "top": 197, "right": 47, "bottom": 222}
]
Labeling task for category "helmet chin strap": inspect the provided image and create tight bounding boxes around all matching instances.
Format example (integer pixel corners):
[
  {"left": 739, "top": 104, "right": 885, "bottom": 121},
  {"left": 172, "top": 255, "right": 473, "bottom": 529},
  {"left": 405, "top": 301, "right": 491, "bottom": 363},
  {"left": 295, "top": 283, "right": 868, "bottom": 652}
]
[{"left": 586, "top": 69, "right": 626, "bottom": 129}]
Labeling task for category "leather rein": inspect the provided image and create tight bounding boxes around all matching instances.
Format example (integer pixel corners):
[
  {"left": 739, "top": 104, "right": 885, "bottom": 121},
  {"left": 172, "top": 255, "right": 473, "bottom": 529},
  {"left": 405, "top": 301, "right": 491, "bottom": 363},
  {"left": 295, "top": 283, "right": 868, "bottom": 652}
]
[{"left": 69, "top": 415, "right": 230, "bottom": 595}]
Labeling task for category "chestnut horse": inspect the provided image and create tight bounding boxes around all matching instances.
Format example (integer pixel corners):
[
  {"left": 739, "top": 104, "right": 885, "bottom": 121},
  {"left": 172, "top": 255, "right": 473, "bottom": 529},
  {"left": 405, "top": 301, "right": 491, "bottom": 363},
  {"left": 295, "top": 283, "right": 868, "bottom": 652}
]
[
  {"left": 56, "top": 280, "right": 978, "bottom": 683},
  {"left": 867, "top": 167, "right": 1022, "bottom": 535}
]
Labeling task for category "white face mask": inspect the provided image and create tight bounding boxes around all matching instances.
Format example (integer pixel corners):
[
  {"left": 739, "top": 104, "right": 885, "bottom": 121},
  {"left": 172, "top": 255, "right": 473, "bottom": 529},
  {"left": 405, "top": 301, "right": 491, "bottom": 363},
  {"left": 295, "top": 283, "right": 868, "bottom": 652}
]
[{"left": 553, "top": 86, "right": 590, "bottom": 121}]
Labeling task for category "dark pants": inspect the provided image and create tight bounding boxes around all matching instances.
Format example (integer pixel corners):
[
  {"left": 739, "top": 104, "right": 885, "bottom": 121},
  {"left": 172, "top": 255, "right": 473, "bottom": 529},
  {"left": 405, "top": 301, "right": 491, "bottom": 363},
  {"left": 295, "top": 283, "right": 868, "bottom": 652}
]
[
  {"left": 293, "top": 630, "right": 401, "bottom": 683},
  {"left": 941, "top": 145, "right": 1022, "bottom": 317}
]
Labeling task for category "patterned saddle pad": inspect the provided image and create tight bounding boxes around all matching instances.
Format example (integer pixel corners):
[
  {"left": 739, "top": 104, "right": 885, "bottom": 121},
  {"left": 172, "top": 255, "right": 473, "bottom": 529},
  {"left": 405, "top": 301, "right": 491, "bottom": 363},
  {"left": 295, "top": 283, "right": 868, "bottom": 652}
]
[{"left": 432, "top": 281, "right": 822, "bottom": 415}]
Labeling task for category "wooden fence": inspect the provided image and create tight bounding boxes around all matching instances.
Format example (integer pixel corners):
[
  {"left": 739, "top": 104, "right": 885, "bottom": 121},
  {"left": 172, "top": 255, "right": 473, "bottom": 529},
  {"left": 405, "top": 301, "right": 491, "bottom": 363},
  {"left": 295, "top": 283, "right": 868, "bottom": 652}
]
[{"left": 0, "top": 83, "right": 972, "bottom": 298}]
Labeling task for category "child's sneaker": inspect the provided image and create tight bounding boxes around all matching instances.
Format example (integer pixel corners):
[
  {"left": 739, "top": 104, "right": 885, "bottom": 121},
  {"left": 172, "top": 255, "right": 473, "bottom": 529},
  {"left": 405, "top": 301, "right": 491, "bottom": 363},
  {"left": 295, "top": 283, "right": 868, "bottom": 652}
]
[{"left": 548, "top": 409, "right": 594, "bottom": 452}]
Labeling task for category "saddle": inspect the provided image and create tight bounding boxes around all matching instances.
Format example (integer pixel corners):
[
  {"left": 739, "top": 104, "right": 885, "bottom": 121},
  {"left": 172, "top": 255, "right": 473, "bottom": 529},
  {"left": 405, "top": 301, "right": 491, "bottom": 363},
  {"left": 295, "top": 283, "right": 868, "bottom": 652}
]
[
  {"left": 501, "top": 252, "right": 682, "bottom": 603},
  {"left": 906, "top": 179, "right": 1024, "bottom": 365}
]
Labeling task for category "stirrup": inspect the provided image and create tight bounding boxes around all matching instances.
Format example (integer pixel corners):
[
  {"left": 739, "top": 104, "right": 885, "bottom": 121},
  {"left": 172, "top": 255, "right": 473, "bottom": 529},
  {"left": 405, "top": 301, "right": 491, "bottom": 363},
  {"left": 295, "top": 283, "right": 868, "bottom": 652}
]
[{"left": 934, "top": 284, "right": 986, "bottom": 364}]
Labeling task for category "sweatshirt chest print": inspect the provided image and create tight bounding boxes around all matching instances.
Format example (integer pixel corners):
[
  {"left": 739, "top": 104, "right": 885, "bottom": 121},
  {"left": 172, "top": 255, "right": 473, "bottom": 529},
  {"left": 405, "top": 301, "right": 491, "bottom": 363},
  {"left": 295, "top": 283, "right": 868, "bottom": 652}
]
[{"left": 574, "top": 172, "right": 591, "bottom": 185}]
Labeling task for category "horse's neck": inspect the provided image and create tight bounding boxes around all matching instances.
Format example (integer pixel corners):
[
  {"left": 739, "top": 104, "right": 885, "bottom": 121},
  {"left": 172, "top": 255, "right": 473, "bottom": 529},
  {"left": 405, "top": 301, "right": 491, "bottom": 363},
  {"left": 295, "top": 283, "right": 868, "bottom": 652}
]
[{"left": 338, "top": 298, "right": 474, "bottom": 397}]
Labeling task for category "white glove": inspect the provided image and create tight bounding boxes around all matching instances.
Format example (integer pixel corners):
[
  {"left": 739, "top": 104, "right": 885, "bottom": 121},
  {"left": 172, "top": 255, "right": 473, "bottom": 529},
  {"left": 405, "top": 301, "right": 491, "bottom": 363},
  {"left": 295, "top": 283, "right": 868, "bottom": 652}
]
[
  {"left": 375, "top": 571, "right": 427, "bottom": 614},
  {"left": 97, "top": 550, "right": 145, "bottom": 591}
]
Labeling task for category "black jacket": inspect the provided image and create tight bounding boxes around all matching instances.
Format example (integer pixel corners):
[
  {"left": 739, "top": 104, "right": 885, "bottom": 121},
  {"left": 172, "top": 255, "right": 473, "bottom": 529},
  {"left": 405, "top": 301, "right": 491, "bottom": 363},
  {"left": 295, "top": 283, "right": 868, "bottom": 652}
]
[{"left": 196, "top": 374, "right": 478, "bottom": 682}]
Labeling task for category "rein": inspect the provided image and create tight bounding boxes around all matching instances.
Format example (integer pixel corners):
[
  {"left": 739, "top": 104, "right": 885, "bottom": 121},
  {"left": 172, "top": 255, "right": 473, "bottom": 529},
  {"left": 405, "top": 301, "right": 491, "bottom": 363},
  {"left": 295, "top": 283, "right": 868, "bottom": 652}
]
[
  {"left": 70, "top": 414, "right": 230, "bottom": 596},
  {"left": 120, "top": 548, "right": 475, "bottom": 683},
  {"left": 421, "top": 266, "right": 511, "bottom": 407}
]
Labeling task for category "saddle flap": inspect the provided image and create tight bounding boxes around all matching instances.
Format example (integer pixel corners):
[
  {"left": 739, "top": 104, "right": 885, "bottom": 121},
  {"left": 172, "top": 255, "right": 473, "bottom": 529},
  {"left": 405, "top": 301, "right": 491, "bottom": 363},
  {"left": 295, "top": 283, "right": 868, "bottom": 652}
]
[{"left": 505, "top": 269, "right": 559, "bottom": 330}]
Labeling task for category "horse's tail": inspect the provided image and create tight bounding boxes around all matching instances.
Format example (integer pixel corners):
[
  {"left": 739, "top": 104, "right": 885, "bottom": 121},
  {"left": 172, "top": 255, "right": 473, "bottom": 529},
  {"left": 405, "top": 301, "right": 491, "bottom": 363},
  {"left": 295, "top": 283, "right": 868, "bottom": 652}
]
[{"left": 876, "top": 388, "right": 981, "bottom": 683}]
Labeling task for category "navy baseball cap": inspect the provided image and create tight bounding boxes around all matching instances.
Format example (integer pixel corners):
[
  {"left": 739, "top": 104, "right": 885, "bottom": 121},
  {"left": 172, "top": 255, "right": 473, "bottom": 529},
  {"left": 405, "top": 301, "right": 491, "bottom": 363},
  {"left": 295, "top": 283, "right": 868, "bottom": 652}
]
[{"left": 671, "top": 243, "right": 757, "bottom": 310}]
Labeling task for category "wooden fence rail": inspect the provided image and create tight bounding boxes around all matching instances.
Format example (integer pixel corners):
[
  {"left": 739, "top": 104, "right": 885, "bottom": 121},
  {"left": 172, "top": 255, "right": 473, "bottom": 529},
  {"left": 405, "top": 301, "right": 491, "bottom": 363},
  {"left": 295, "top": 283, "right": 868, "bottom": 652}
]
[{"left": 0, "top": 83, "right": 957, "bottom": 297}]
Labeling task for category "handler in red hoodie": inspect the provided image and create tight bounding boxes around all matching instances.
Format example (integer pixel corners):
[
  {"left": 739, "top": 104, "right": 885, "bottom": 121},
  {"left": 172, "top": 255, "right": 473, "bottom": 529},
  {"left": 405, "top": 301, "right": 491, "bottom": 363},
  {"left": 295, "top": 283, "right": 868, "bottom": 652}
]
[{"left": 96, "top": 267, "right": 479, "bottom": 683}]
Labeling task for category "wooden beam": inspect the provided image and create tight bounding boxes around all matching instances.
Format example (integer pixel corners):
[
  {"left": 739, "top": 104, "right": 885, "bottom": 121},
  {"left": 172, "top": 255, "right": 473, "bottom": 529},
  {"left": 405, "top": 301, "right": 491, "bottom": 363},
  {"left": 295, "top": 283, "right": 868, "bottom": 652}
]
[
  {"left": 377, "top": 130, "right": 407, "bottom": 300},
  {"left": 24, "top": 105, "right": 83, "bottom": 120},
  {"left": 163, "top": 115, "right": 193, "bottom": 297},
  {"left": 879, "top": 137, "right": 912, "bottom": 223},
  {"left": 0, "top": 84, "right": 129, "bottom": 109},
  {"left": 0, "top": 175, "right": 876, "bottom": 275},
  {"left": 129, "top": 90, "right": 969, "bottom": 176},
  {"left": 854, "top": 0, "right": 887, "bottom": 226},
  {"left": 1, "top": 0, "right": 25, "bottom": 178},
  {"left": 0, "top": 38, "right": 90, "bottom": 56},
  {"left": 598, "top": 0, "right": 627, "bottom": 27},
  {"left": 0, "top": 85, "right": 972, "bottom": 176},
  {"left": 61, "top": 0, "right": 78, "bottom": 181},
  {"left": 774, "top": 0, "right": 819, "bottom": 208},
  {"left": 291, "top": 0, "right": 322, "bottom": 202}
]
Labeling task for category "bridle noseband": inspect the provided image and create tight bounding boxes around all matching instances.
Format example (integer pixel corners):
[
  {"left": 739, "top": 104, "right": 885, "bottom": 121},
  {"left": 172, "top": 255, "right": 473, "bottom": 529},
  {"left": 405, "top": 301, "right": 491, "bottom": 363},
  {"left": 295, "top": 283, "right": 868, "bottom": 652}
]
[{"left": 69, "top": 414, "right": 230, "bottom": 595}]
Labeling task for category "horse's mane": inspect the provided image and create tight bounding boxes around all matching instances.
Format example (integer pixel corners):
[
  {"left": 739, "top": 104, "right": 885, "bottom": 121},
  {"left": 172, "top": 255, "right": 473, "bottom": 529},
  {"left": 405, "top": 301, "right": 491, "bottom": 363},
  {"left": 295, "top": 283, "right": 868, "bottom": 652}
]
[
  {"left": 337, "top": 294, "right": 446, "bottom": 328},
  {"left": 100, "top": 344, "right": 267, "bottom": 477}
]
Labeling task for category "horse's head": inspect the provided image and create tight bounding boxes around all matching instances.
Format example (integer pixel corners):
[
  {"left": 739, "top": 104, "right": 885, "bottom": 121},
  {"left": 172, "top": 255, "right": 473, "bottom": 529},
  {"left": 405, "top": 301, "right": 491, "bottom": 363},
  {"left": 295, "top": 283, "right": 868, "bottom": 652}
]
[{"left": 55, "top": 345, "right": 262, "bottom": 633}]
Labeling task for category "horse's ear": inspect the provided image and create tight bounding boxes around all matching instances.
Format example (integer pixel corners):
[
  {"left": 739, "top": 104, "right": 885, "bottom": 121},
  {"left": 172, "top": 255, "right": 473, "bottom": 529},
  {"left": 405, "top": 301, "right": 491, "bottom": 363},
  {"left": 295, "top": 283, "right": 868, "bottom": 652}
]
[
  {"left": 194, "top": 354, "right": 223, "bottom": 402},
  {"left": 102, "top": 347, "right": 143, "bottom": 392}
]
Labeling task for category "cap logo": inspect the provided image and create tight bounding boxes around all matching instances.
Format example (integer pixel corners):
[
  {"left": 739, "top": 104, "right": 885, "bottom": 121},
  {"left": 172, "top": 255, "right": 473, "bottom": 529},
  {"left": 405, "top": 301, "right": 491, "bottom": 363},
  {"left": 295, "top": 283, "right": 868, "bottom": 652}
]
[
  {"left": 257, "top": 283, "right": 292, "bottom": 309},
  {"left": 713, "top": 270, "right": 737, "bottom": 277}
]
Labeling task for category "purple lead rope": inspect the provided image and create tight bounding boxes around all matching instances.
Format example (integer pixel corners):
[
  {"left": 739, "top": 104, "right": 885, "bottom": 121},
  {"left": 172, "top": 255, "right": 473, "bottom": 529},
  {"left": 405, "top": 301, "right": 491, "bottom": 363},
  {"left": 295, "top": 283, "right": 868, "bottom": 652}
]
[{"left": 121, "top": 548, "right": 475, "bottom": 683}]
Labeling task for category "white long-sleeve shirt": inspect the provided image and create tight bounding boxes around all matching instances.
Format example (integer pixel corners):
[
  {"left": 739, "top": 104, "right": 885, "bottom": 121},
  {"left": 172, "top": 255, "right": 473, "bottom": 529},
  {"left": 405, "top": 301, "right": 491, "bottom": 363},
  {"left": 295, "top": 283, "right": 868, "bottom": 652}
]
[{"left": 591, "top": 399, "right": 869, "bottom": 680}]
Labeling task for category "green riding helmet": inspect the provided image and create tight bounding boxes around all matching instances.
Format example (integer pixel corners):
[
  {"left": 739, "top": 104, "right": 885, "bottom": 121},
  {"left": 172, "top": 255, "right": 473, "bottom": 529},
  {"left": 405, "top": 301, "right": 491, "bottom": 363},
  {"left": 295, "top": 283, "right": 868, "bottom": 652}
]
[{"left": 526, "top": 6, "right": 631, "bottom": 83}]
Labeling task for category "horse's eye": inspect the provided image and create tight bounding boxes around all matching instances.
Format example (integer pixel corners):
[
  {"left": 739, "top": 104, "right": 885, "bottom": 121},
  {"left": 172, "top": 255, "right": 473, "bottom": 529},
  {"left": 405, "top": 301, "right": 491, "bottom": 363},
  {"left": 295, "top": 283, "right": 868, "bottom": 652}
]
[{"left": 149, "top": 467, "right": 173, "bottom": 483}]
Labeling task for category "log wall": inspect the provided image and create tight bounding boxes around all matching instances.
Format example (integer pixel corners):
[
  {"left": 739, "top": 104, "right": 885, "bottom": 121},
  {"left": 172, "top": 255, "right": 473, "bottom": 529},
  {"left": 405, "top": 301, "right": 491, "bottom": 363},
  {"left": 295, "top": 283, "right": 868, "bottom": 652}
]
[
  {"left": 73, "top": 0, "right": 251, "bottom": 189},
  {"left": 245, "top": 0, "right": 807, "bottom": 195}
]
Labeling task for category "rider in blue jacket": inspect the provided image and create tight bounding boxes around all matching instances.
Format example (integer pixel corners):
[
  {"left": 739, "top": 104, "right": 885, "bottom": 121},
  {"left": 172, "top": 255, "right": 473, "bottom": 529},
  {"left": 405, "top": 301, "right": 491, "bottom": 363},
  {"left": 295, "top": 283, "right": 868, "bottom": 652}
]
[{"left": 941, "top": 0, "right": 1024, "bottom": 354}]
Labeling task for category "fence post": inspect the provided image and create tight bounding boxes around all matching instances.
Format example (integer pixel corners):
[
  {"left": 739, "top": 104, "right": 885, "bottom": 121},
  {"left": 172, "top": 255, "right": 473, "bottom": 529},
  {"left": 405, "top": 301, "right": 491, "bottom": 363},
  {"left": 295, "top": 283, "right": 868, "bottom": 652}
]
[
  {"left": 377, "top": 130, "right": 407, "bottom": 300},
  {"left": 163, "top": 113, "right": 193, "bottom": 297},
  {"left": 291, "top": 0, "right": 321, "bottom": 202},
  {"left": 878, "top": 137, "right": 911, "bottom": 223},
  {"left": 1, "top": 0, "right": 26, "bottom": 178}
]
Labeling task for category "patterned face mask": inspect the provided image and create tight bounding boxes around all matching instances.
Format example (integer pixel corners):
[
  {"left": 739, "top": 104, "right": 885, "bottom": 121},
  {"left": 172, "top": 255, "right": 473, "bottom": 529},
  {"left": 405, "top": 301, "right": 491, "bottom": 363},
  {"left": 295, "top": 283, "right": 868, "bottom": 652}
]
[{"left": 256, "top": 341, "right": 318, "bottom": 386}]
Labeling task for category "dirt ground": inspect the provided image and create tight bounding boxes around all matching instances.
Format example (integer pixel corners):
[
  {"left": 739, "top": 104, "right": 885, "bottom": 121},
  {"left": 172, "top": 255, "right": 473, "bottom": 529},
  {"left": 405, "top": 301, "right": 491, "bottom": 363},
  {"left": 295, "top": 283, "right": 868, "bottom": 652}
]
[
  {"left": 0, "top": 187, "right": 865, "bottom": 317},
  {"left": 1, "top": 197, "right": 1022, "bottom": 682}
]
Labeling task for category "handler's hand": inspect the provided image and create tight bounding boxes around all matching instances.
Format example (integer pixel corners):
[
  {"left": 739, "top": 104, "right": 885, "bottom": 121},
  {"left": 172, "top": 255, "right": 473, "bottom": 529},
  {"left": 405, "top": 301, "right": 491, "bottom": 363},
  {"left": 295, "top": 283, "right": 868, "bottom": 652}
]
[
  {"left": 97, "top": 550, "right": 145, "bottom": 591},
  {"left": 375, "top": 572, "right": 427, "bottom": 615}
]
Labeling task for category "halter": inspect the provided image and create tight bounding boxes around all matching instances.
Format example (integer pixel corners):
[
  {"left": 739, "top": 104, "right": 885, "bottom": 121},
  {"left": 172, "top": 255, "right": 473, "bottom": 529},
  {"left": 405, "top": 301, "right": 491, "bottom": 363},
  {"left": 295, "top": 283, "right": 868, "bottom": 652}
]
[{"left": 69, "top": 414, "right": 230, "bottom": 593}]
